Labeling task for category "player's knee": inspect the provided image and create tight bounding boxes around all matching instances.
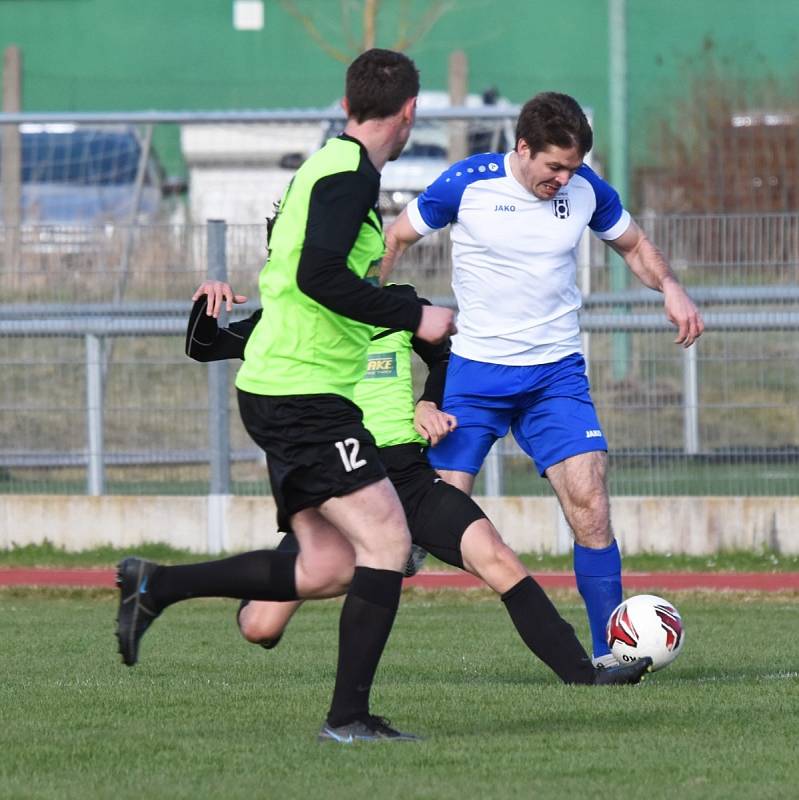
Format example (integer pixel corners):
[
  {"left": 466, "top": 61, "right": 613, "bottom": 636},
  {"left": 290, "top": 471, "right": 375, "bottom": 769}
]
[
  {"left": 358, "top": 526, "right": 411, "bottom": 568},
  {"left": 378, "top": 501, "right": 412, "bottom": 544},
  {"left": 566, "top": 486, "right": 611, "bottom": 545},
  {"left": 383, "top": 523, "right": 412, "bottom": 558},
  {"left": 570, "top": 507, "right": 612, "bottom": 548},
  {"left": 238, "top": 604, "right": 287, "bottom": 643},
  {"left": 573, "top": 528, "right": 613, "bottom": 549},
  {"left": 361, "top": 500, "right": 412, "bottom": 559}
]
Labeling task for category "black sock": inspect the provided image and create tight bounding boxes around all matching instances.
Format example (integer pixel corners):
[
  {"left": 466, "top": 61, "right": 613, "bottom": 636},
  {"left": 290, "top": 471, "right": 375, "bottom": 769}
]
[
  {"left": 327, "top": 566, "right": 403, "bottom": 727},
  {"left": 237, "top": 533, "right": 300, "bottom": 621},
  {"left": 149, "top": 550, "right": 298, "bottom": 610},
  {"left": 501, "top": 576, "right": 595, "bottom": 685}
]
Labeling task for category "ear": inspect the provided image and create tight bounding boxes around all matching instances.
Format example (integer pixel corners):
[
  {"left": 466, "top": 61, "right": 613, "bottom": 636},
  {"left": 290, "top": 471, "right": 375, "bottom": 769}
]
[
  {"left": 341, "top": 97, "right": 351, "bottom": 117},
  {"left": 516, "top": 138, "right": 531, "bottom": 158},
  {"left": 401, "top": 95, "right": 417, "bottom": 124}
]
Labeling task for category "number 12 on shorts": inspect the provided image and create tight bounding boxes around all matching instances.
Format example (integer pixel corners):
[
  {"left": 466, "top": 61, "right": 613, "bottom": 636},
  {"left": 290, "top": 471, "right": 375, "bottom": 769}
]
[{"left": 335, "top": 438, "right": 367, "bottom": 472}]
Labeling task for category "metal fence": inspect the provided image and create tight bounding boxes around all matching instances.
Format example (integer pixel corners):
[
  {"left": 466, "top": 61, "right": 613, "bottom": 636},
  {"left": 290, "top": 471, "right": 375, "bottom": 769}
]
[
  {"left": 1, "top": 108, "right": 797, "bottom": 497},
  {"left": 1, "top": 214, "right": 798, "bottom": 498}
]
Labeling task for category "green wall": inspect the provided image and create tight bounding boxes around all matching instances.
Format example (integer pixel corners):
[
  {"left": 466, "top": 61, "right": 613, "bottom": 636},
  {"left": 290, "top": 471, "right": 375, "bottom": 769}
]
[{"left": 2, "top": 0, "right": 798, "bottom": 192}]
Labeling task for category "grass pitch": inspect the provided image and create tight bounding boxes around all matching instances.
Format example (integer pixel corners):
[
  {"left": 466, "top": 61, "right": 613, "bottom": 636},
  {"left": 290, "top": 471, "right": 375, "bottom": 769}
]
[{"left": 1, "top": 589, "right": 797, "bottom": 800}]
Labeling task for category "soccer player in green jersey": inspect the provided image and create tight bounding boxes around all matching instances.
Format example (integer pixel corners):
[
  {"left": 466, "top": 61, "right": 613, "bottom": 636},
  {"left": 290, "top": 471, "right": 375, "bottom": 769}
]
[{"left": 115, "top": 49, "right": 455, "bottom": 744}]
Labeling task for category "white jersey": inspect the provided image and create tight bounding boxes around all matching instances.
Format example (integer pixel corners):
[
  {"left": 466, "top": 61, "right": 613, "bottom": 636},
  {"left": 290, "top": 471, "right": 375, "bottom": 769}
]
[{"left": 406, "top": 151, "right": 631, "bottom": 365}]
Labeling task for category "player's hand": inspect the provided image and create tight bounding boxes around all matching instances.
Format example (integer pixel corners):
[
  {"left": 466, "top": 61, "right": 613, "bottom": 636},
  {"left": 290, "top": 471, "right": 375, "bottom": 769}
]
[
  {"left": 192, "top": 280, "right": 247, "bottom": 318},
  {"left": 663, "top": 281, "right": 704, "bottom": 348},
  {"left": 415, "top": 305, "right": 457, "bottom": 344},
  {"left": 414, "top": 401, "right": 457, "bottom": 446}
]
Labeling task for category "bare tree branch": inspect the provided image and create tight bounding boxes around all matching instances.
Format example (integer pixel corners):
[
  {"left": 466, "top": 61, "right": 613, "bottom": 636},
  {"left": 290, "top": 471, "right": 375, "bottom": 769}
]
[
  {"left": 396, "top": 0, "right": 411, "bottom": 46},
  {"left": 362, "top": 0, "right": 378, "bottom": 51},
  {"left": 279, "top": 0, "right": 351, "bottom": 63},
  {"left": 391, "top": 1, "right": 453, "bottom": 52},
  {"left": 341, "top": 0, "right": 359, "bottom": 56},
  {"left": 280, "top": 0, "right": 453, "bottom": 62}
]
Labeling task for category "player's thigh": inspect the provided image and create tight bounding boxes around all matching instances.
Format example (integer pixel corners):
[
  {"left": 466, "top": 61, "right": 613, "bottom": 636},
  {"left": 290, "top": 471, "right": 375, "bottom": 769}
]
[
  {"left": 427, "top": 399, "right": 513, "bottom": 475},
  {"left": 511, "top": 358, "right": 608, "bottom": 476},
  {"left": 319, "top": 478, "right": 411, "bottom": 569},
  {"left": 404, "top": 477, "right": 486, "bottom": 570},
  {"left": 290, "top": 507, "right": 356, "bottom": 597}
]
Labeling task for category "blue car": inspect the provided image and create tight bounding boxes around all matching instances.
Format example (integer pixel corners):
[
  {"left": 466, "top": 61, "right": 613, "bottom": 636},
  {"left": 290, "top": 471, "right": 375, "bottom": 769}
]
[{"left": 12, "top": 125, "right": 164, "bottom": 225}]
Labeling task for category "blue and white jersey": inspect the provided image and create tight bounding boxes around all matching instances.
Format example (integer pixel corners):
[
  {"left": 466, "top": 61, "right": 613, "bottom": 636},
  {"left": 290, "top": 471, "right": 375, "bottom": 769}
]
[{"left": 406, "top": 152, "right": 631, "bottom": 365}]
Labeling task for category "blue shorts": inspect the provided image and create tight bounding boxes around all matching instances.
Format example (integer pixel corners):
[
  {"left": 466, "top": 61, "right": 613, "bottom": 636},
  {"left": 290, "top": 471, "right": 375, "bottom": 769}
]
[{"left": 428, "top": 352, "right": 608, "bottom": 477}]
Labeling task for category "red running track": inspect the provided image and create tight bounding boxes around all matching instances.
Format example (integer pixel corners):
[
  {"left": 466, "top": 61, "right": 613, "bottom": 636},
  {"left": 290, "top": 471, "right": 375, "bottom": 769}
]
[{"left": 1, "top": 568, "right": 798, "bottom": 591}]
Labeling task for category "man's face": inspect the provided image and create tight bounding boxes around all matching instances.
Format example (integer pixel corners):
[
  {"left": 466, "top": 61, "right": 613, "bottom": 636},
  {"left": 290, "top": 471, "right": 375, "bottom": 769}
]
[
  {"left": 388, "top": 97, "right": 417, "bottom": 162},
  {"left": 514, "top": 142, "right": 583, "bottom": 199}
]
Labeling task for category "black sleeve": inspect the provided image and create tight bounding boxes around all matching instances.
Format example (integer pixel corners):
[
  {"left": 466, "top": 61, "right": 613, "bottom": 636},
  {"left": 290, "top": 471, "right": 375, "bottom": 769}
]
[
  {"left": 411, "top": 297, "right": 450, "bottom": 406},
  {"left": 296, "top": 171, "right": 423, "bottom": 332},
  {"left": 227, "top": 310, "right": 262, "bottom": 344},
  {"left": 185, "top": 295, "right": 262, "bottom": 362},
  {"left": 378, "top": 285, "right": 451, "bottom": 406}
]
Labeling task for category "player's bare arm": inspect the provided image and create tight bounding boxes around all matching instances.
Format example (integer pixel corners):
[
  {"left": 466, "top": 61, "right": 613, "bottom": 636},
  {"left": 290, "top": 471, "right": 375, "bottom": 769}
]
[
  {"left": 382, "top": 208, "right": 423, "bottom": 283},
  {"left": 607, "top": 220, "right": 705, "bottom": 348},
  {"left": 413, "top": 400, "right": 457, "bottom": 446},
  {"left": 192, "top": 280, "right": 247, "bottom": 318}
]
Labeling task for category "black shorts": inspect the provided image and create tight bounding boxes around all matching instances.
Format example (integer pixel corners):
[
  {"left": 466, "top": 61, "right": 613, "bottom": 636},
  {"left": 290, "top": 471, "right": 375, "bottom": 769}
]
[
  {"left": 238, "top": 390, "right": 387, "bottom": 526},
  {"left": 380, "top": 443, "right": 486, "bottom": 569}
]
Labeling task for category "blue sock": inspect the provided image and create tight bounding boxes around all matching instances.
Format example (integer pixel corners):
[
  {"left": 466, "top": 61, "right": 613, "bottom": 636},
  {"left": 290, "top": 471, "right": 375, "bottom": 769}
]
[{"left": 573, "top": 540, "right": 623, "bottom": 659}]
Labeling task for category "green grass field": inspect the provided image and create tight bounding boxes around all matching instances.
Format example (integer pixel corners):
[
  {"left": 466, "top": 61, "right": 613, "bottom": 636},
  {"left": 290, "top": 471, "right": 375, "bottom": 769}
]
[
  {"left": 1, "top": 588, "right": 797, "bottom": 799},
  {"left": 3, "top": 541, "right": 799, "bottom": 572}
]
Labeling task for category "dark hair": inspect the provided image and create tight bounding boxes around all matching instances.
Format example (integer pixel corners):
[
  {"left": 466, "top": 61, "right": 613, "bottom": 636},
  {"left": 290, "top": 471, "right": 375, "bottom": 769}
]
[
  {"left": 345, "top": 48, "right": 420, "bottom": 123},
  {"left": 515, "top": 92, "right": 593, "bottom": 156}
]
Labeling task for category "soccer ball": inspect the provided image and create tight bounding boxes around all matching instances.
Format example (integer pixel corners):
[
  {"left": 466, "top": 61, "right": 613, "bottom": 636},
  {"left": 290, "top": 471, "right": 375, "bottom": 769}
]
[{"left": 606, "top": 594, "right": 685, "bottom": 671}]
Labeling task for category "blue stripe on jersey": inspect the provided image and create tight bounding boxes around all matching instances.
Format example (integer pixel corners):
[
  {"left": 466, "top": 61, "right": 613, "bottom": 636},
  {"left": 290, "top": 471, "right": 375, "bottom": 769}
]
[
  {"left": 575, "top": 164, "right": 624, "bottom": 234},
  {"left": 416, "top": 152, "right": 506, "bottom": 230}
]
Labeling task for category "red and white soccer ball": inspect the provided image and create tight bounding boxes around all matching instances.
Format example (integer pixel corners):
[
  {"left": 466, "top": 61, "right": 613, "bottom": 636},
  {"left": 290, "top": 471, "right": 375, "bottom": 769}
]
[{"left": 606, "top": 594, "right": 685, "bottom": 671}]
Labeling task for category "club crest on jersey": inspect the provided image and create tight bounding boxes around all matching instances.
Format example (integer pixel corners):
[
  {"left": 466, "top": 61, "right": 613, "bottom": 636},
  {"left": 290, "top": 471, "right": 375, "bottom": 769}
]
[
  {"left": 364, "top": 352, "right": 397, "bottom": 379},
  {"left": 552, "top": 197, "right": 570, "bottom": 219}
]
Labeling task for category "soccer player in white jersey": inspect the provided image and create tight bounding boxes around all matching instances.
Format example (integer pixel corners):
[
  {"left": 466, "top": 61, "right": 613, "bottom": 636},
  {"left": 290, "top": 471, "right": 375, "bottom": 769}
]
[{"left": 382, "top": 92, "right": 704, "bottom": 666}]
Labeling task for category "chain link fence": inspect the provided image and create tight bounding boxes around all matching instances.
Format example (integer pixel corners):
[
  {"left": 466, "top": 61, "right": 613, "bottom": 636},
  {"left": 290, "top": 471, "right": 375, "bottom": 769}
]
[
  {"left": 1, "top": 114, "right": 797, "bottom": 498},
  {"left": 2, "top": 213, "right": 798, "bottom": 498}
]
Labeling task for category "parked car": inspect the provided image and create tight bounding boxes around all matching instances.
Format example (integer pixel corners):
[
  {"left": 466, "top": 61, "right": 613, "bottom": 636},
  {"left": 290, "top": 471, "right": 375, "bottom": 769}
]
[
  {"left": 0, "top": 125, "right": 187, "bottom": 257},
  {"left": 1, "top": 125, "right": 184, "bottom": 229}
]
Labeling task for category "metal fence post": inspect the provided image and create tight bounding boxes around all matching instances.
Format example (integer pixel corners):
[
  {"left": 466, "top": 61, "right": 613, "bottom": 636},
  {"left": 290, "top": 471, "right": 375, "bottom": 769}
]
[
  {"left": 483, "top": 440, "right": 504, "bottom": 496},
  {"left": 207, "top": 220, "right": 230, "bottom": 553},
  {"left": 683, "top": 343, "right": 700, "bottom": 455},
  {"left": 85, "top": 333, "right": 105, "bottom": 495},
  {"left": 555, "top": 505, "right": 573, "bottom": 556}
]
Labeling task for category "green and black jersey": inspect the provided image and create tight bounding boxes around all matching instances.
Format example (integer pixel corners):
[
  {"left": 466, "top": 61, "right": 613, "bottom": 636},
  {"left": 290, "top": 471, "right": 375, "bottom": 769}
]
[
  {"left": 355, "top": 286, "right": 448, "bottom": 448},
  {"left": 358, "top": 328, "right": 423, "bottom": 447},
  {"left": 235, "top": 134, "right": 423, "bottom": 400},
  {"left": 188, "top": 284, "right": 449, "bottom": 449}
]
